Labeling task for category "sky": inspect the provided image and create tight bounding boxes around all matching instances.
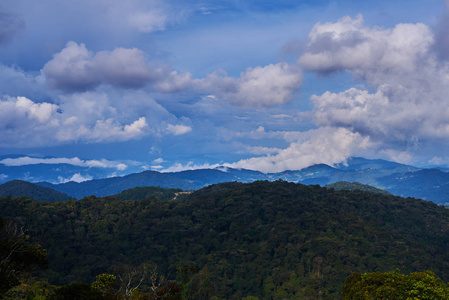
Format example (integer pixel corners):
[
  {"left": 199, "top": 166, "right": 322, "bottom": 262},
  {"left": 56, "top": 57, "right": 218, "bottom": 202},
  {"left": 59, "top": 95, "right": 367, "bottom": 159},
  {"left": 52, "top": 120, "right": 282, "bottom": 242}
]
[{"left": 0, "top": 0, "right": 449, "bottom": 175}]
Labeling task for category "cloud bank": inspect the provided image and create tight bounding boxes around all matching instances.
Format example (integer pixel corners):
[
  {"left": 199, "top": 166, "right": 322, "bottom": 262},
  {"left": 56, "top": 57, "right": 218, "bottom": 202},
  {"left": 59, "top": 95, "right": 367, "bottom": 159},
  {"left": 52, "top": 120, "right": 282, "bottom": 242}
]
[
  {"left": 0, "top": 95, "right": 152, "bottom": 147},
  {"left": 43, "top": 41, "right": 304, "bottom": 108},
  {"left": 298, "top": 14, "right": 449, "bottom": 163},
  {"left": 197, "top": 63, "right": 303, "bottom": 107},
  {"left": 0, "top": 156, "right": 128, "bottom": 170},
  {"left": 232, "top": 127, "right": 370, "bottom": 173},
  {"left": 223, "top": 11, "right": 449, "bottom": 171}
]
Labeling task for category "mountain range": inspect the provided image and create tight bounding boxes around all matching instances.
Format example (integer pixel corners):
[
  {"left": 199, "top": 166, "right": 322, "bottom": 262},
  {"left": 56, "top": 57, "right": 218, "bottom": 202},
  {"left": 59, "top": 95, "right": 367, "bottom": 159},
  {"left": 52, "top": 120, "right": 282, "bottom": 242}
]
[{"left": 1, "top": 156, "right": 449, "bottom": 204}]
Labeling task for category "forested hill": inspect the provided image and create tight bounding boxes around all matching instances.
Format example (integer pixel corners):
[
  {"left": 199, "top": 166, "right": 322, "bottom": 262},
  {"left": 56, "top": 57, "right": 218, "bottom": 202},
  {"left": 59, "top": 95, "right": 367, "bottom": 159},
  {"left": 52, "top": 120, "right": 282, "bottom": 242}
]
[
  {"left": 325, "top": 181, "right": 391, "bottom": 195},
  {"left": 1, "top": 181, "right": 449, "bottom": 299},
  {"left": 0, "top": 180, "right": 72, "bottom": 202}
]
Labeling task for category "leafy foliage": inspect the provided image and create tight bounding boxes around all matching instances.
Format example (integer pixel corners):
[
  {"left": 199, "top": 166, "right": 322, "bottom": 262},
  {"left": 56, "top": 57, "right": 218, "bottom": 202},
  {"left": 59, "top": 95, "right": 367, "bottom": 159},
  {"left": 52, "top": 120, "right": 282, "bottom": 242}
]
[
  {"left": 114, "top": 186, "right": 184, "bottom": 202},
  {"left": 0, "top": 216, "right": 48, "bottom": 295},
  {"left": 325, "top": 181, "right": 390, "bottom": 195},
  {"left": 342, "top": 270, "right": 449, "bottom": 299}
]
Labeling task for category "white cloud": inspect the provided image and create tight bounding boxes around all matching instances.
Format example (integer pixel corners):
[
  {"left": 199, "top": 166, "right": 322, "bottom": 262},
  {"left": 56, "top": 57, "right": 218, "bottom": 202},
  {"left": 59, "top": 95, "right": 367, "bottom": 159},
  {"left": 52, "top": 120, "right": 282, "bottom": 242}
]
[
  {"left": 152, "top": 157, "right": 166, "bottom": 164},
  {"left": 59, "top": 173, "right": 93, "bottom": 183},
  {"left": 298, "top": 14, "right": 449, "bottom": 163},
  {"left": 231, "top": 127, "right": 370, "bottom": 173},
  {"left": 427, "top": 156, "right": 449, "bottom": 167},
  {"left": 166, "top": 124, "right": 192, "bottom": 135},
  {"left": 70, "top": 117, "right": 150, "bottom": 143},
  {"left": 0, "top": 96, "right": 60, "bottom": 147},
  {"left": 0, "top": 156, "right": 129, "bottom": 171},
  {"left": 43, "top": 42, "right": 159, "bottom": 91},
  {"left": 0, "top": 96, "right": 58, "bottom": 125},
  {"left": 41, "top": 40, "right": 304, "bottom": 112},
  {"left": 0, "top": 89, "right": 199, "bottom": 147},
  {"left": 299, "top": 15, "right": 433, "bottom": 76},
  {"left": 124, "top": 117, "right": 148, "bottom": 136},
  {"left": 15, "top": 96, "right": 57, "bottom": 123},
  {"left": 197, "top": 63, "right": 303, "bottom": 107},
  {"left": 379, "top": 149, "right": 414, "bottom": 165},
  {"left": 42, "top": 41, "right": 197, "bottom": 94},
  {"left": 162, "top": 161, "right": 222, "bottom": 173},
  {"left": 247, "top": 146, "right": 282, "bottom": 155}
]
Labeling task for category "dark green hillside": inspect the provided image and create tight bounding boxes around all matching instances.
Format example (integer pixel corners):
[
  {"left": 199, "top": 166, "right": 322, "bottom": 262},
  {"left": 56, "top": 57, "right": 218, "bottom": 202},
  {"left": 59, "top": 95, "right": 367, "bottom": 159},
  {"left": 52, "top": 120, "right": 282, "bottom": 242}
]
[
  {"left": 0, "top": 180, "right": 72, "bottom": 202},
  {"left": 1, "top": 181, "right": 449, "bottom": 299},
  {"left": 325, "top": 181, "right": 390, "bottom": 195},
  {"left": 114, "top": 185, "right": 184, "bottom": 201}
]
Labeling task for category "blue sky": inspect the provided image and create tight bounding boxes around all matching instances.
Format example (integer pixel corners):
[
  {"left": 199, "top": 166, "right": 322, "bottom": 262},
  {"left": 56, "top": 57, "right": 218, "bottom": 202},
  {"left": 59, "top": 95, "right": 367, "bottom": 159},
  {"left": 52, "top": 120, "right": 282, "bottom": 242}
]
[{"left": 0, "top": 0, "right": 448, "bottom": 175}]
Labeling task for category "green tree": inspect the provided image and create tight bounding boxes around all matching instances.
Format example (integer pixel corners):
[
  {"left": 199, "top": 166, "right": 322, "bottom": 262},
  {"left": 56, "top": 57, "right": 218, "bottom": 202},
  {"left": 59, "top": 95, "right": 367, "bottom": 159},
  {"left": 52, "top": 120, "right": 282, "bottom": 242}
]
[
  {"left": 3, "top": 279, "right": 56, "bottom": 299},
  {"left": 0, "top": 216, "right": 48, "bottom": 295},
  {"left": 92, "top": 273, "right": 119, "bottom": 298},
  {"left": 342, "top": 270, "right": 449, "bottom": 299},
  {"left": 53, "top": 282, "right": 105, "bottom": 300}
]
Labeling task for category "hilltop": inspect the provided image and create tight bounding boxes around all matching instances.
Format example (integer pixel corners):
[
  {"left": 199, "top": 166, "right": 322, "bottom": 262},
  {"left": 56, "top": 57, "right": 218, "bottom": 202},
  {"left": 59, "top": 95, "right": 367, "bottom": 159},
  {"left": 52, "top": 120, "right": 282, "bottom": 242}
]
[{"left": 0, "top": 180, "right": 72, "bottom": 202}]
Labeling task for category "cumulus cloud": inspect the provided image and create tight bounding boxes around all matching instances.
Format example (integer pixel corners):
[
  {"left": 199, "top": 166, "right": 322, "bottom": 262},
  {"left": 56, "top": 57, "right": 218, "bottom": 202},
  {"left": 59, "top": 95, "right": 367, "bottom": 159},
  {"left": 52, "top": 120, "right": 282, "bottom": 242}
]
[
  {"left": 43, "top": 42, "right": 161, "bottom": 92},
  {"left": 166, "top": 124, "right": 192, "bottom": 135},
  {"left": 42, "top": 42, "right": 304, "bottom": 108},
  {"left": 0, "top": 95, "right": 151, "bottom": 147},
  {"left": 71, "top": 117, "right": 149, "bottom": 143},
  {"left": 197, "top": 63, "right": 303, "bottom": 107},
  {"left": 42, "top": 42, "right": 194, "bottom": 94},
  {"left": 0, "top": 11, "right": 25, "bottom": 45},
  {"left": 0, "top": 96, "right": 59, "bottom": 147},
  {"left": 298, "top": 14, "right": 449, "bottom": 163},
  {"left": 299, "top": 15, "right": 433, "bottom": 76},
  {"left": 0, "top": 156, "right": 129, "bottom": 170},
  {"left": 231, "top": 127, "right": 370, "bottom": 173}
]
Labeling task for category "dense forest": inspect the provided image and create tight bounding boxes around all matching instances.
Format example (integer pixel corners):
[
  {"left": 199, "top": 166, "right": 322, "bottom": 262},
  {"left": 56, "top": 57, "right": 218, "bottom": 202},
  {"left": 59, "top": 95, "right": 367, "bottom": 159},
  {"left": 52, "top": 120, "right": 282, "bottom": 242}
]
[{"left": 1, "top": 180, "right": 449, "bottom": 299}]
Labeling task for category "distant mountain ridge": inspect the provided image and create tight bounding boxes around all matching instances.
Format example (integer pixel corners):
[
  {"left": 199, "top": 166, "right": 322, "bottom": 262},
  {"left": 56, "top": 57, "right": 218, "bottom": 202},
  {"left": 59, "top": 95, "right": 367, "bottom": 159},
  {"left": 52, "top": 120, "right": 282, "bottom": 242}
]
[
  {"left": 0, "top": 180, "right": 72, "bottom": 202},
  {"left": 37, "top": 170, "right": 199, "bottom": 199},
  {"left": 3, "top": 156, "right": 449, "bottom": 204}
]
